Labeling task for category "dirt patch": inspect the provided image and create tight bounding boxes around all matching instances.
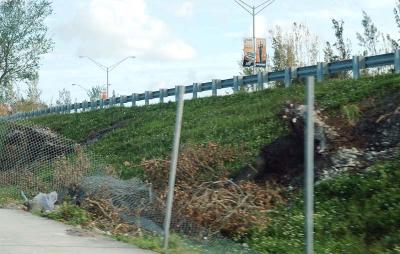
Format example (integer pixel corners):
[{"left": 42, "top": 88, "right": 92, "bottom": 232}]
[
  {"left": 236, "top": 93, "right": 400, "bottom": 184},
  {"left": 82, "top": 120, "right": 130, "bottom": 146},
  {"left": 355, "top": 92, "right": 400, "bottom": 150}
]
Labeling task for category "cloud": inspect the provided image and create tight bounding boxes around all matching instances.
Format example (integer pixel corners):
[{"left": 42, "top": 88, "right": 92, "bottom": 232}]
[
  {"left": 59, "top": 0, "right": 196, "bottom": 61},
  {"left": 176, "top": 1, "right": 194, "bottom": 18}
]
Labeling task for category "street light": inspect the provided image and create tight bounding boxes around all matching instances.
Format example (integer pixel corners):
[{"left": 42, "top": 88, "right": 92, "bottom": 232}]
[
  {"left": 234, "top": 0, "right": 276, "bottom": 74},
  {"left": 78, "top": 56, "right": 136, "bottom": 98},
  {"left": 71, "top": 83, "right": 89, "bottom": 93}
]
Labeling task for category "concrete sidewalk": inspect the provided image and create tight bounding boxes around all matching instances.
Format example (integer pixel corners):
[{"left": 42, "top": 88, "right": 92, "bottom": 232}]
[{"left": 0, "top": 209, "right": 155, "bottom": 254}]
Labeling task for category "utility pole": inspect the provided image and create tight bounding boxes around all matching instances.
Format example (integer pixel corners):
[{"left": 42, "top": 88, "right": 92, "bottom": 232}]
[
  {"left": 234, "top": 0, "right": 275, "bottom": 74},
  {"left": 79, "top": 56, "right": 136, "bottom": 98}
]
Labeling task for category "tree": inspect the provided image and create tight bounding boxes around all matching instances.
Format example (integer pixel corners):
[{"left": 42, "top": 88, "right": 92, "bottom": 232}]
[
  {"left": 87, "top": 85, "right": 103, "bottom": 101},
  {"left": 331, "top": 19, "right": 351, "bottom": 61},
  {"left": 270, "top": 23, "right": 319, "bottom": 71},
  {"left": 56, "top": 88, "right": 71, "bottom": 106},
  {"left": 0, "top": 0, "right": 53, "bottom": 87},
  {"left": 394, "top": 0, "right": 400, "bottom": 33},
  {"left": 25, "top": 72, "right": 41, "bottom": 103},
  {"left": 356, "top": 11, "right": 379, "bottom": 56},
  {"left": 323, "top": 42, "right": 335, "bottom": 62}
]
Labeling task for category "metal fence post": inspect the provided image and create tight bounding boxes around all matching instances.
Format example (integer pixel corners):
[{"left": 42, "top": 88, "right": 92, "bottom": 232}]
[
  {"left": 175, "top": 86, "right": 179, "bottom": 102},
  {"left": 163, "top": 85, "right": 185, "bottom": 250},
  {"left": 305, "top": 76, "right": 315, "bottom": 254},
  {"left": 145, "top": 91, "right": 151, "bottom": 106},
  {"left": 257, "top": 72, "right": 264, "bottom": 91},
  {"left": 212, "top": 79, "right": 221, "bottom": 96},
  {"left": 263, "top": 72, "right": 269, "bottom": 89},
  {"left": 352, "top": 56, "right": 362, "bottom": 80},
  {"left": 132, "top": 93, "right": 137, "bottom": 107},
  {"left": 395, "top": 49, "right": 400, "bottom": 74},
  {"left": 317, "top": 62, "right": 327, "bottom": 82},
  {"left": 233, "top": 76, "right": 239, "bottom": 93},
  {"left": 193, "top": 83, "right": 199, "bottom": 99},
  {"left": 160, "top": 89, "right": 166, "bottom": 103},
  {"left": 82, "top": 101, "right": 87, "bottom": 112},
  {"left": 284, "top": 67, "right": 292, "bottom": 88},
  {"left": 120, "top": 96, "right": 125, "bottom": 107},
  {"left": 74, "top": 103, "right": 78, "bottom": 113}
]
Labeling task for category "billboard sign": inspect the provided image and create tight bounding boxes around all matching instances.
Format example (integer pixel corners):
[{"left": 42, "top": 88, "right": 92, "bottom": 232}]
[{"left": 242, "top": 38, "right": 267, "bottom": 67}]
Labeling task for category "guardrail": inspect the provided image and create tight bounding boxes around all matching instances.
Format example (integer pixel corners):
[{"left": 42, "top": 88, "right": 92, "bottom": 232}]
[{"left": 3, "top": 50, "right": 400, "bottom": 120}]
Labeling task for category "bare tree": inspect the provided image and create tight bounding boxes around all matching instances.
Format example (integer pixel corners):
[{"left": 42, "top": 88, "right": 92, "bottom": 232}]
[
  {"left": 270, "top": 22, "right": 320, "bottom": 71},
  {"left": 56, "top": 88, "right": 71, "bottom": 106}
]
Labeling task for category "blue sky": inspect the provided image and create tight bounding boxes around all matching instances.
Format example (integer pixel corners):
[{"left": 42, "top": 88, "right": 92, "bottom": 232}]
[{"left": 37, "top": 0, "right": 397, "bottom": 103}]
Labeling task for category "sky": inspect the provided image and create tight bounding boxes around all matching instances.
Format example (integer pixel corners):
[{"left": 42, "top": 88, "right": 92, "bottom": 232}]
[{"left": 36, "top": 0, "right": 398, "bottom": 103}]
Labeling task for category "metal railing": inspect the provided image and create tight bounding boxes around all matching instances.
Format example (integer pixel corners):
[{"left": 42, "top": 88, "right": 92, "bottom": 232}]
[{"left": 3, "top": 50, "right": 400, "bottom": 120}]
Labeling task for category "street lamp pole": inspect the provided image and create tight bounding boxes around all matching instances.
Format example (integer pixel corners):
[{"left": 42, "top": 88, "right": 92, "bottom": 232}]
[
  {"left": 234, "top": 0, "right": 276, "bottom": 74},
  {"left": 79, "top": 56, "right": 136, "bottom": 98}
]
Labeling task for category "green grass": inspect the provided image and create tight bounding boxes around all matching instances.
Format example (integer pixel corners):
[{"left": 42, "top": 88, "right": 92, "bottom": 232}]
[
  {"left": 246, "top": 151, "right": 400, "bottom": 253},
  {"left": 30, "top": 74, "right": 400, "bottom": 178},
  {"left": 0, "top": 186, "right": 20, "bottom": 207},
  {"left": 114, "top": 234, "right": 202, "bottom": 254},
  {"left": 23, "top": 74, "right": 400, "bottom": 252},
  {"left": 44, "top": 203, "right": 91, "bottom": 226}
]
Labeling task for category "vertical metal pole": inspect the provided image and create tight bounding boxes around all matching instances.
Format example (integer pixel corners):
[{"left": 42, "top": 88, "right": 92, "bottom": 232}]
[
  {"left": 316, "top": 62, "right": 325, "bottom": 82},
  {"left": 106, "top": 68, "right": 109, "bottom": 99},
  {"left": 193, "top": 83, "right": 198, "bottom": 99},
  {"left": 305, "top": 76, "right": 315, "bottom": 254},
  {"left": 163, "top": 86, "right": 185, "bottom": 250},
  {"left": 284, "top": 67, "right": 292, "bottom": 88},
  {"left": 352, "top": 56, "right": 360, "bottom": 80},
  {"left": 132, "top": 93, "right": 137, "bottom": 107},
  {"left": 395, "top": 49, "right": 400, "bottom": 74},
  {"left": 252, "top": 7, "right": 256, "bottom": 75}
]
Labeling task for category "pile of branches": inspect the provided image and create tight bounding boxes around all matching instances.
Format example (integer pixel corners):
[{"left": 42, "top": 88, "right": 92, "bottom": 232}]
[
  {"left": 142, "top": 142, "right": 285, "bottom": 237},
  {"left": 81, "top": 196, "right": 142, "bottom": 236}
]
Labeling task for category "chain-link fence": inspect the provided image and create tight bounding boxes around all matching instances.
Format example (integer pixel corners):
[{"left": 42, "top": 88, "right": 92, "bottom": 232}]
[{"left": 0, "top": 118, "right": 261, "bottom": 253}]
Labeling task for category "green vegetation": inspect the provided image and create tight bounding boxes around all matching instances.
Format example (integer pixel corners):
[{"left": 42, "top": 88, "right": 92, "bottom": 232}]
[
  {"left": 115, "top": 234, "right": 201, "bottom": 254},
  {"left": 31, "top": 74, "right": 400, "bottom": 178},
  {"left": 0, "top": 186, "right": 20, "bottom": 207},
  {"left": 246, "top": 153, "right": 400, "bottom": 253},
  {"left": 27, "top": 74, "right": 400, "bottom": 253},
  {"left": 45, "top": 203, "right": 91, "bottom": 226}
]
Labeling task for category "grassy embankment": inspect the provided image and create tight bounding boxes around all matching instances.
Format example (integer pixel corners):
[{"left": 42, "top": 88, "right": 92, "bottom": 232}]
[{"left": 29, "top": 74, "right": 400, "bottom": 253}]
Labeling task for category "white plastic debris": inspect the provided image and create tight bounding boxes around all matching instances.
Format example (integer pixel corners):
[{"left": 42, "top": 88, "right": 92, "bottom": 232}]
[{"left": 30, "top": 191, "right": 58, "bottom": 213}]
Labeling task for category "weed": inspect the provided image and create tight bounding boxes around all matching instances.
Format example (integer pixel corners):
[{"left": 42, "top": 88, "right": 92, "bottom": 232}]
[
  {"left": 341, "top": 104, "right": 362, "bottom": 125},
  {"left": 45, "top": 203, "right": 91, "bottom": 226}
]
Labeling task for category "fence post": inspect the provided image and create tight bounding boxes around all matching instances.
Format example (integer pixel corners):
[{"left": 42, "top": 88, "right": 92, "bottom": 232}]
[
  {"left": 395, "top": 49, "right": 400, "bottom": 74},
  {"left": 284, "top": 67, "right": 292, "bottom": 88},
  {"left": 163, "top": 85, "right": 185, "bottom": 250},
  {"left": 193, "top": 83, "right": 199, "bottom": 99},
  {"left": 82, "top": 101, "right": 87, "bottom": 112},
  {"left": 305, "top": 76, "right": 315, "bottom": 254},
  {"left": 160, "top": 89, "right": 166, "bottom": 103},
  {"left": 257, "top": 72, "right": 264, "bottom": 91},
  {"left": 352, "top": 55, "right": 365, "bottom": 80},
  {"left": 145, "top": 91, "right": 151, "bottom": 106},
  {"left": 119, "top": 96, "right": 125, "bottom": 107},
  {"left": 212, "top": 79, "right": 221, "bottom": 96},
  {"left": 317, "top": 62, "right": 327, "bottom": 82},
  {"left": 132, "top": 93, "right": 137, "bottom": 107},
  {"left": 74, "top": 103, "right": 78, "bottom": 113}
]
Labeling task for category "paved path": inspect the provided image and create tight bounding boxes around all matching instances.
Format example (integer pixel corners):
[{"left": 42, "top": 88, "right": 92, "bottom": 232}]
[{"left": 0, "top": 209, "right": 155, "bottom": 254}]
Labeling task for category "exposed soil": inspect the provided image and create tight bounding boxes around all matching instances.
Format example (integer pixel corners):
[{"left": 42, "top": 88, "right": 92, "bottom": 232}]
[
  {"left": 235, "top": 92, "right": 400, "bottom": 185},
  {"left": 82, "top": 119, "right": 131, "bottom": 146}
]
